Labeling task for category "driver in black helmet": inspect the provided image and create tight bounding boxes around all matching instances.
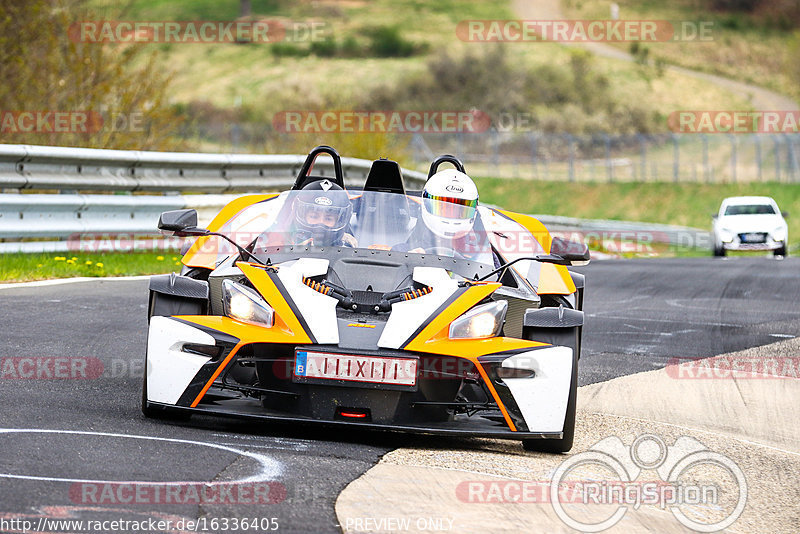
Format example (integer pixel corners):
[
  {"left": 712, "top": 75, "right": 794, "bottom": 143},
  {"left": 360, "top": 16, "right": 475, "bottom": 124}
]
[{"left": 292, "top": 180, "right": 357, "bottom": 247}]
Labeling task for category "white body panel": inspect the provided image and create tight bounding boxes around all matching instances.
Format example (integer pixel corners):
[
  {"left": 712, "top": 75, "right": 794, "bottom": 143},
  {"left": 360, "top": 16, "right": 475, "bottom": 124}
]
[
  {"left": 377, "top": 267, "right": 459, "bottom": 349},
  {"left": 277, "top": 258, "right": 339, "bottom": 344},
  {"left": 146, "top": 316, "right": 215, "bottom": 405},
  {"left": 502, "top": 346, "right": 574, "bottom": 432}
]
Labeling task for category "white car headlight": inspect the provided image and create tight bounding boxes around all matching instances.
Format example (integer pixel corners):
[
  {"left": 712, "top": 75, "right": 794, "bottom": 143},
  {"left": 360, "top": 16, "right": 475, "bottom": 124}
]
[
  {"left": 222, "top": 279, "right": 274, "bottom": 327},
  {"left": 772, "top": 226, "right": 787, "bottom": 242},
  {"left": 449, "top": 300, "right": 507, "bottom": 339},
  {"left": 719, "top": 227, "right": 734, "bottom": 241}
]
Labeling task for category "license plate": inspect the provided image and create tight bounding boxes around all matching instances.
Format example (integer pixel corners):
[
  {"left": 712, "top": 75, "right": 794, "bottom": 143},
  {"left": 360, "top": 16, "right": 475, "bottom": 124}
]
[
  {"left": 294, "top": 351, "right": 417, "bottom": 386},
  {"left": 741, "top": 233, "right": 764, "bottom": 243}
]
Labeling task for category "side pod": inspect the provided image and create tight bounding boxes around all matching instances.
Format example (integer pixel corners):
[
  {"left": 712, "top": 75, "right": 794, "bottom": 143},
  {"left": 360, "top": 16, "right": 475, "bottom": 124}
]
[
  {"left": 148, "top": 273, "right": 209, "bottom": 320},
  {"left": 522, "top": 307, "right": 584, "bottom": 358}
]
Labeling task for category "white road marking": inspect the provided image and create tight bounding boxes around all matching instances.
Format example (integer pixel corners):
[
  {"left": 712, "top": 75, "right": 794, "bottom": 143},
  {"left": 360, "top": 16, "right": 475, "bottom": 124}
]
[
  {"left": 769, "top": 334, "right": 795, "bottom": 338},
  {"left": 0, "top": 428, "right": 283, "bottom": 484},
  {"left": 0, "top": 276, "right": 151, "bottom": 290}
]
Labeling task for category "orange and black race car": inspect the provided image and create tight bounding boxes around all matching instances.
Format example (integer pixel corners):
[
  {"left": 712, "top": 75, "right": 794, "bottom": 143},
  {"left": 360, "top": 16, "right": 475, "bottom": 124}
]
[{"left": 143, "top": 146, "right": 588, "bottom": 452}]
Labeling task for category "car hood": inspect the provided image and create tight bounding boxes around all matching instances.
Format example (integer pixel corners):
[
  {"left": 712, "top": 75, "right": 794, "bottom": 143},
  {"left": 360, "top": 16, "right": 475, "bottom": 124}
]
[{"left": 717, "top": 214, "right": 785, "bottom": 232}]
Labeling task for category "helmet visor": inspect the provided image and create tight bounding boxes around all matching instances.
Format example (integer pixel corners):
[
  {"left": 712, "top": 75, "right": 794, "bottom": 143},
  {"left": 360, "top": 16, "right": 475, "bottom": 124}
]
[
  {"left": 422, "top": 193, "right": 477, "bottom": 220},
  {"left": 295, "top": 201, "right": 350, "bottom": 230}
]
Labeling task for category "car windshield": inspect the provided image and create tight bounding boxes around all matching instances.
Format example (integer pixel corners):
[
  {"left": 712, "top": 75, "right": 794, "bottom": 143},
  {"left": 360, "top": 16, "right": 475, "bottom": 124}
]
[
  {"left": 208, "top": 189, "right": 497, "bottom": 267},
  {"left": 724, "top": 204, "right": 776, "bottom": 216}
]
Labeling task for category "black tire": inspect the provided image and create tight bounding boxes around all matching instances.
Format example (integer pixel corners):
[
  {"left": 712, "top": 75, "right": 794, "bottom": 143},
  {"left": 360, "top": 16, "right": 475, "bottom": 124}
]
[
  {"left": 775, "top": 245, "right": 787, "bottom": 257},
  {"left": 713, "top": 245, "right": 726, "bottom": 257},
  {"left": 521, "top": 344, "right": 578, "bottom": 453}
]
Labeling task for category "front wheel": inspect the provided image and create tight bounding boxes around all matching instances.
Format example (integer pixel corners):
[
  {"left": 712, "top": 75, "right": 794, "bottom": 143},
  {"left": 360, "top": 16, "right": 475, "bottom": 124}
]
[
  {"left": 713, "top": 245, "right": 726, "bottom": 257},
  {"left": 774, "top": 245, "right": 787, "bottom": 257}
]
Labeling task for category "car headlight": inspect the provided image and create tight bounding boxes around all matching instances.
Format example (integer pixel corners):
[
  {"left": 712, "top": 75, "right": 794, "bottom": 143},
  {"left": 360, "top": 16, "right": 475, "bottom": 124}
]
[
  {"left": 449, "top": 300, "right": 507, "bottom": 339},
  {"left": 222, "top": 279, "right": 274, "bottom": 327},
  {"left": 772, "top": 226, "right": 787, "bottom": 242},
  {"left": 719, "top": 227, "right": 734, "bottom": 241}
]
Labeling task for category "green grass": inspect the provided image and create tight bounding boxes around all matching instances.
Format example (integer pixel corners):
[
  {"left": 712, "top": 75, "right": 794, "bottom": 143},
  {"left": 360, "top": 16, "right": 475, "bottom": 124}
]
[
  {"left": 85, "top": 0, "right": 755, "bottom": 151},
  {"left": 563, "top": 0, "right": 799, "bottom": 102},
  {"left": 474, "top": 177, "right": 800, "bottom": 249},
  {"left": 0, "top": 252, "right": 182, "bottom": 282}
]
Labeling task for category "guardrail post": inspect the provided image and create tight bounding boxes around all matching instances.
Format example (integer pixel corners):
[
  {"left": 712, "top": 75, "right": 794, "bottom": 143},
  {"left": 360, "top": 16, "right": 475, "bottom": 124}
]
[
  {"left": 754, "top": 134, "right": 762, "bottom": 182},
  {"left": 638, "top": 134, "right": 647, "bottom": 182},
  {"left": 702, "top": 134, "right": 710, "bottom": 183},
  {"left": 728, "top": 134, "right": 737, "bottom": 184},
  {"left": 787, "top": 135, "right": 799, "bottom": 182},
  {"left": 529, "top": 133, "right": 539, "bottom": 180},
  {"left": 604, "top": 134, "right": 613, "bottom": 183},
  {"left": 773, "top": 135, "right": 781, "bottom": 182},
  {"left": 672, "top": 134, "right": 679, "bottom": 183},
  {"left": 566, "top": 133, "right": 575, "bottom": 182}
]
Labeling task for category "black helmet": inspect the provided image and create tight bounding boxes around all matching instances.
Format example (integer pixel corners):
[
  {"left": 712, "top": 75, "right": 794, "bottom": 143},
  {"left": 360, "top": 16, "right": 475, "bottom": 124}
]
[{"left": 293, "top": 180, "right": 352, "bottom": 246}]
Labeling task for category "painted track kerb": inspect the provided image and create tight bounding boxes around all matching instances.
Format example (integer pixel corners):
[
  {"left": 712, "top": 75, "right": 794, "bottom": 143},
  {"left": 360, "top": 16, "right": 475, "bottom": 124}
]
[{"left": 0, "top": 428, "right": 283, "bottom": 484}]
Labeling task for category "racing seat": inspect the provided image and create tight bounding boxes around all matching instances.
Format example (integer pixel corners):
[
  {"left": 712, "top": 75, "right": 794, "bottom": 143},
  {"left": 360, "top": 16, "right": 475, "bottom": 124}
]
[{"left": 363, "top": 158, "right": 406, "bottom": 195}]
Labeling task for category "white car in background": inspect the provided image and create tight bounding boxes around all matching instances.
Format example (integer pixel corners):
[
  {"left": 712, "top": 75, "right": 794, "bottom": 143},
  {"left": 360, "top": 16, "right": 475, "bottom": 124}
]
[{"left": 712, "top": 196, "right": 788, "bottom": 257}]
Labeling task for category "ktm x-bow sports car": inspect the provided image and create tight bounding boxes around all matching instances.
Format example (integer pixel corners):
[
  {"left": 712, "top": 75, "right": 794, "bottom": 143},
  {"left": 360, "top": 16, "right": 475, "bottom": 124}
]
[{"left": 143, "top": 146, "right": 589, "bottom": 452}]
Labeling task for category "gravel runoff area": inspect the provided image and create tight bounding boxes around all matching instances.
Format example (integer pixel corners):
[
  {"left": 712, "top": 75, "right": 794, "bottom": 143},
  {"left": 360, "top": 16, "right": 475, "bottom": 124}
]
[{"left": 337, "top": 337, "right": 800, "bottom": 533}]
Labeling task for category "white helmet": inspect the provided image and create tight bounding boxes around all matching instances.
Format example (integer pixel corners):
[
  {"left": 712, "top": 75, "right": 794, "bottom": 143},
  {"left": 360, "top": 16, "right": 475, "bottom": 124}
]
[{"left": 421, "top": 169, "right": 478, "bottom": 239}]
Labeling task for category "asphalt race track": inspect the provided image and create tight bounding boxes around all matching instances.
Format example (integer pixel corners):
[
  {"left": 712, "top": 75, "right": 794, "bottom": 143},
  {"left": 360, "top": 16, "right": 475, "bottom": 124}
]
[{"left": 0, "top": 256, "right": 797, "bottom": 533}]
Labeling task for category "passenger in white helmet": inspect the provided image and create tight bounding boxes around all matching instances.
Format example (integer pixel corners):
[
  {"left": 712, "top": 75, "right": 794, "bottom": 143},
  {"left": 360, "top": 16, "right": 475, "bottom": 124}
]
[{"left": 394, "top": 169, "right": 484, "bottom": 258}]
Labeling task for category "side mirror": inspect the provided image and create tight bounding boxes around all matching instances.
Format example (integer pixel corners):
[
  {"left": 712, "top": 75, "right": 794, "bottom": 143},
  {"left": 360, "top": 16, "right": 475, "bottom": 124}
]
[
  {"left": 158, "top": 209, "right": 207, "bottom": 236},
  {"left": 550, "top": 236, "right": 591, "bottom": 264},
  {"left": 711, "top": 214, "right": 718, "bottom": 219},
  {"left": 782, "top": 211, "right": 789, "bottom": 218}
]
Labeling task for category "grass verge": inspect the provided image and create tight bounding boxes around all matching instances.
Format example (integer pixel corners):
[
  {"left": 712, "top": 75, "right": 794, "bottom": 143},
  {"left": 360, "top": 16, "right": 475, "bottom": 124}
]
[
  {"left": 475, "top": 177, "right": 800, "bottom": 249},
  {"left": 0, "top": 252, "right": 181, "bottom": 283}
]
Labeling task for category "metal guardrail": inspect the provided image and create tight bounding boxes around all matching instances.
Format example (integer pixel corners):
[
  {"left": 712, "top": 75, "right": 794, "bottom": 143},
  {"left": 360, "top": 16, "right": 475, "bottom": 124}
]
[
  {"left": 0, "top": 144, "right": 712, "bottom": 254},
  {"left": 0, "top": 144, "right": 428, "bottom": 192},
  {"left": 534, "top": 214, "right": 712, "bottom": 249}
]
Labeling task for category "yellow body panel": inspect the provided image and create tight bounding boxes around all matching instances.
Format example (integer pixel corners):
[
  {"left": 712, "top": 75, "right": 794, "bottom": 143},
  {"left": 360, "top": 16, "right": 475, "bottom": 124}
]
[
  {"left": 183, "top": 194, "right": 277, "bottom": 269},
  {"left": 497, "top": 210, "right": 553, "bottom": 253},
  {"left": 404, "top": 282, "right": 546, "bottom": 432},
  {"left": 176, "top": 260, "right": 312, "bottom": 407},
  {"left": 537, "top": 262, "right": 577, "bottom": 295},
  {"left": 177, "top": 269, "right": 549, "bottom": 431}
]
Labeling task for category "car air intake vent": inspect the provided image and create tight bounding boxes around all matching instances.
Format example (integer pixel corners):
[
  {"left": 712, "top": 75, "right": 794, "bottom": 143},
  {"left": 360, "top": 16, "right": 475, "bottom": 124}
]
[{"left": 351, "top": 290, "right": 383, "bottom": 307}]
